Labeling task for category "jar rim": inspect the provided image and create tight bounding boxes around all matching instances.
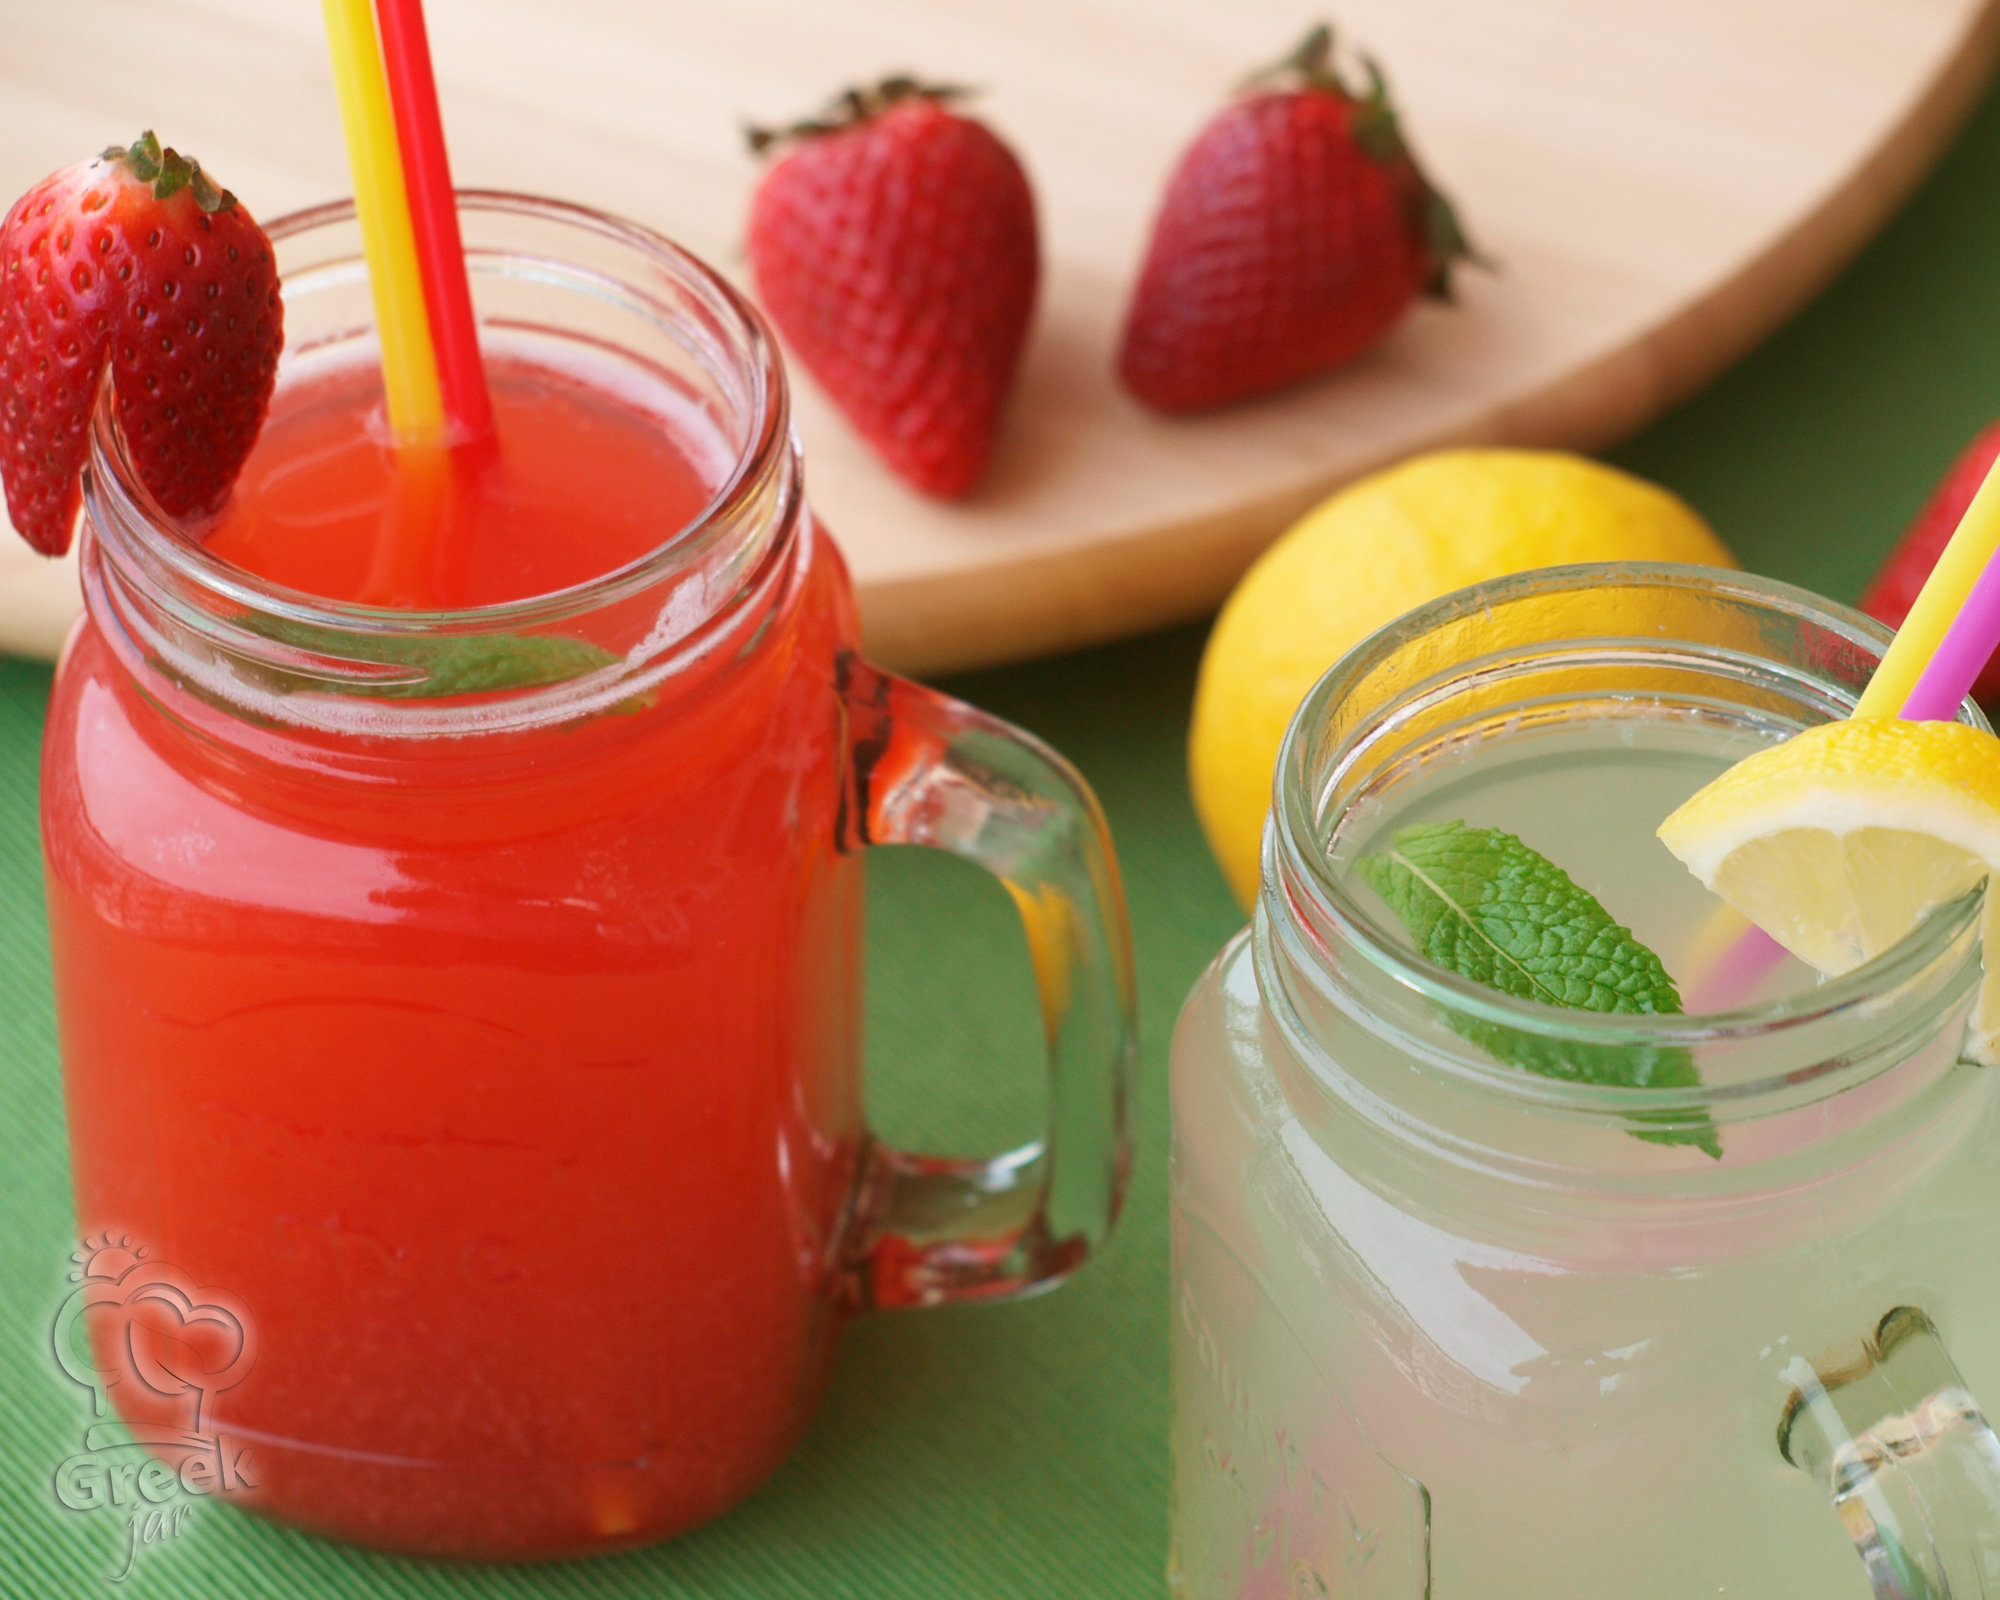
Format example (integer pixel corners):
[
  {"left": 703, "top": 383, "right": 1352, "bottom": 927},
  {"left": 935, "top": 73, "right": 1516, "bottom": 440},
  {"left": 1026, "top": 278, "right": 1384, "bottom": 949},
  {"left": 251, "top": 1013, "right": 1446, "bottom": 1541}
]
[
  {"left": 1268, "top": 561, "right": 1987, "bottom": 1112},
  {"left": 86, "top": 190, "right": 792, "bottom": 640},
  {"left": 80, "top": 191, "right": 804, "bottom": 737}
]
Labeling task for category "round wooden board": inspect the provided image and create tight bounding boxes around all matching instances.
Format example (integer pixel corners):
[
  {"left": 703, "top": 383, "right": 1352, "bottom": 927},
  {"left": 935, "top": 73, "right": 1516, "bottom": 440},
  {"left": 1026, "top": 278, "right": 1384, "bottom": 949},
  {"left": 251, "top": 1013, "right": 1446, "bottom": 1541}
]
[{"left": 3, "top": 0, "right": 1998, "bottom": 674}]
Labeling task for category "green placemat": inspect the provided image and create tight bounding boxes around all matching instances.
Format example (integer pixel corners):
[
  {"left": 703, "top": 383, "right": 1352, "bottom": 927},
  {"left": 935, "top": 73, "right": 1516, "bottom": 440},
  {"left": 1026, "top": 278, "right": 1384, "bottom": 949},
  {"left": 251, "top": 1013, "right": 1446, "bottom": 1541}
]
[{"left": 10, "top": 73, "right": 2000, "bottom": 1600}]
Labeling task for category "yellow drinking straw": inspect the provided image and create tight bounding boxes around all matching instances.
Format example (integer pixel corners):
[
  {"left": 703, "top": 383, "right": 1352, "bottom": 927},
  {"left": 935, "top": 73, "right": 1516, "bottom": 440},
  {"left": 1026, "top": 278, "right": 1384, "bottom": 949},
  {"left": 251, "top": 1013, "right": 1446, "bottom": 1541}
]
[
  {"left": 1688, "top": 442, "right": 2000, "bottom": 1007},
  {"left": 320, "top": 0, "right": 447, "bottom": 448},
  {"left": 1852, "top": 454, "right": 2000, "bottom": 717}
]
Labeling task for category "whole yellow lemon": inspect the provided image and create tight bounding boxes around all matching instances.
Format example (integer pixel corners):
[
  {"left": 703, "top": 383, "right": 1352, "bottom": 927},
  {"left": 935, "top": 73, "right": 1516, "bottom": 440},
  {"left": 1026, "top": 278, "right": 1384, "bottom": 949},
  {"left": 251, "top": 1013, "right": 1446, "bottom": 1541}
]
[{"left": 1189, "top": 448, "right": 1735, "bottom": 905}]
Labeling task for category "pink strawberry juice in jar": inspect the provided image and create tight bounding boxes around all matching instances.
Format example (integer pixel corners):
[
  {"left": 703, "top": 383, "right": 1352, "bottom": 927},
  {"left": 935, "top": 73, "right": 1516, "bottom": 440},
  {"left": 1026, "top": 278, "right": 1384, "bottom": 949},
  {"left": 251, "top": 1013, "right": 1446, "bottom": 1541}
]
[{"left": 42, "top": 194, "right": 1137, "bottom": 1560}]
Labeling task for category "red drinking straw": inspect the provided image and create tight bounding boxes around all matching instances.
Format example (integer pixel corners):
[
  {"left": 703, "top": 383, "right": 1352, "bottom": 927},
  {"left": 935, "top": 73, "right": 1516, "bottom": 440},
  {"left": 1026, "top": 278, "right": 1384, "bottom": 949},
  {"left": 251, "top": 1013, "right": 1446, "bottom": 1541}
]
[{"left": 374, "top": 0, "right": 493, "bottom": 442}]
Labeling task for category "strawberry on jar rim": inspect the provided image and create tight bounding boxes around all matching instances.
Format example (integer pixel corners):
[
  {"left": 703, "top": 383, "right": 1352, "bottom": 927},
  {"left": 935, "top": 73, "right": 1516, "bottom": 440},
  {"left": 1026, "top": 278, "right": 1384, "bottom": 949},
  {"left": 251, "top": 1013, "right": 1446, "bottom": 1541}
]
[
  {"left": 745, "top": 79, "right": 1038, "bottom": 499},
  {"left": 0, "top": 132, "right": 282, "bottom": 555},
  {"left": 1118, "top": 23, "right": 1478, "bottom": 414}
]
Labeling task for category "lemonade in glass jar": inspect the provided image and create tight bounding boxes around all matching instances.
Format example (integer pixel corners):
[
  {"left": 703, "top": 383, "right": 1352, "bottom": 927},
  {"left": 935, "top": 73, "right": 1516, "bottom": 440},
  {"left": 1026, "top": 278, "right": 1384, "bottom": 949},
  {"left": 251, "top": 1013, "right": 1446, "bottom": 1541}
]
[{"left": 1169, "top": 564, "right": 2000, "bottom": 1598}]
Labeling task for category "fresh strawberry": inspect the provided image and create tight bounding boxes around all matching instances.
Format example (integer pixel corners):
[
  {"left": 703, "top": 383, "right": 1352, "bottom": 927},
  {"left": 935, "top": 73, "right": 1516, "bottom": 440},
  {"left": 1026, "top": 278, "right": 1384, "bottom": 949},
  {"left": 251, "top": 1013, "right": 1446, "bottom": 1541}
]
[
  {"left": 746, "top": 80, "right": 1037, "bottom": 498},
  {"left": 0, "top": 132, "right": 281, "bottom": 555},
  {"left": 1861, "top": 419, "right": 2000, "bottom": 705},
  {"left": 1118, "top": 24, "right": 1475, "bottom": 413}
]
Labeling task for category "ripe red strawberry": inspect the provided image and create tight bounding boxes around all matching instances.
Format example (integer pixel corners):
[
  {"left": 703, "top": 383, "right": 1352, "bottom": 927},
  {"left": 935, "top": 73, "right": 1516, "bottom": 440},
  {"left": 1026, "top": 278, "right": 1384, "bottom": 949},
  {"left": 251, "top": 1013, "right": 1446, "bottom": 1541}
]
[
  {"left": 0, "top": 132, "right": 281, "bottom": 555},
  {"left": 746, "top": 80, "right": 1037, "bottom": 498},
  {"left": 1118, "top": 25, "right": 1475, "bottom": 413},
  {"left": 1861, "top": 419, "right": 2000, "bottom": 705}
]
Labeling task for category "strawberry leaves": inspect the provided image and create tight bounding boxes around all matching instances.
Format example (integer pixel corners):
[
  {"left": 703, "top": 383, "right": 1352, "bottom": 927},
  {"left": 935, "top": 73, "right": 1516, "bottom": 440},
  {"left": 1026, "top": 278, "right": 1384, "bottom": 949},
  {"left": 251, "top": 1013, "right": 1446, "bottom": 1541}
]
[
  {"left": 102, "top": 131, "right": 237, "bottom": 215},
  {"left": 745, "top": 79, "right": 971, "bottom": 156}
]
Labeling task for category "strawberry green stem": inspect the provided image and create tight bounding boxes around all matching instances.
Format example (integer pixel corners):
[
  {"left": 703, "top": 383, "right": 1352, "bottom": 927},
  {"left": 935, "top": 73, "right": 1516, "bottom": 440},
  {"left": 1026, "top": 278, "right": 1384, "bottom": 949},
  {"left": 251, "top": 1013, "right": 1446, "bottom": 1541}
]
[
  {"left": 1241, "top": 24, "right": 1488, "bottom": 299},
  {"left": 746, "top": 77, "right": 971, "bottom": 156},
  {"left": 103, "top": 132, "right": 236, "bottom": 215}
]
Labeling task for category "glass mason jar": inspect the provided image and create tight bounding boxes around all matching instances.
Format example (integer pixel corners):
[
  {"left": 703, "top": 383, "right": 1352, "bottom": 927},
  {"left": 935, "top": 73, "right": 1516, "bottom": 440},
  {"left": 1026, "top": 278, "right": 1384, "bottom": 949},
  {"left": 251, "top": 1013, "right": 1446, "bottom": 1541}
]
[
  {"left": 1169, "top": 565, "right": 2000, "bottom": 1599},
  {"left": 42, "top": 194, "right": 1136, "bottom": 1561}
]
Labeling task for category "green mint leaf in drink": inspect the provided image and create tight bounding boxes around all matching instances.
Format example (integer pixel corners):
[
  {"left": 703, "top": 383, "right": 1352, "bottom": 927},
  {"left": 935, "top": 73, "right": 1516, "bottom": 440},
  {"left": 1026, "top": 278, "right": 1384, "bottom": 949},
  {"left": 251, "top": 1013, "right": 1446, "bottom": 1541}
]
[
  {"left": 1358, "top": 820, "right": 1720, "bottom": 1157},
  {"left": 1358, "top": 820, "right": 1682, "bottom": 1012},
  {"left": 236, "top": 614, "right": 623, "bottom": 698},
  {"left": 361, "top": 632, "right": 623, "bottom": 698}
]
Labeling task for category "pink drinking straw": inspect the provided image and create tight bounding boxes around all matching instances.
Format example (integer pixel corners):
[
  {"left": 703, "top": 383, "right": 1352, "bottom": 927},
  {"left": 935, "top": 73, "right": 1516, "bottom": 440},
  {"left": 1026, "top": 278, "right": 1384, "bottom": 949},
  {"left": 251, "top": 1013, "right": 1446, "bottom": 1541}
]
[
  {"left": 374, "top": 0, "right": 494, "bottom": 443},
  {"left": 1899, "top": 537, "right": 2000, "bottom": 719},
  {"left": 1683, "top": 924, "right": 1789, "bottom": 1014}
]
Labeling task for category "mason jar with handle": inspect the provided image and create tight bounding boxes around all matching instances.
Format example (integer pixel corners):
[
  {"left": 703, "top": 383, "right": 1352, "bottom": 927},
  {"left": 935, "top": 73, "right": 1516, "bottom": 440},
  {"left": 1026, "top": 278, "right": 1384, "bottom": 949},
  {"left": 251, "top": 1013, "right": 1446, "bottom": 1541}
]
[
  {"left": 42, "top": 193, "right": 1137, "bottom": 1560},
  {"left": 1169, "top": 564, "right": 2000, "bottom": 1599}
]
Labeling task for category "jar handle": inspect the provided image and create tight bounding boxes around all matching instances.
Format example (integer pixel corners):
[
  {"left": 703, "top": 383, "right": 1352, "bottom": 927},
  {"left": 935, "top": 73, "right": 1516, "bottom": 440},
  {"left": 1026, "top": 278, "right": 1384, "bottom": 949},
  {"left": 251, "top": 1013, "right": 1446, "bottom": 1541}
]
[
  {"left": 836, "top": 655, "right": 1139, "bottom": 1309},
  {"left": 1780, "top": 1307, "right": 2000, "bottom": 1596}
]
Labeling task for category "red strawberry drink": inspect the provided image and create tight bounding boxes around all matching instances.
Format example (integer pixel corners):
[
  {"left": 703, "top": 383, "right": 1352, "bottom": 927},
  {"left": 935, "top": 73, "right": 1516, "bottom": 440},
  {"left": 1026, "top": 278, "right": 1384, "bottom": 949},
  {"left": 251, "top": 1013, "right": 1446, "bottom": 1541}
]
[{"left": 34, "top": 190, "right": 1135, "bottom": 1557}]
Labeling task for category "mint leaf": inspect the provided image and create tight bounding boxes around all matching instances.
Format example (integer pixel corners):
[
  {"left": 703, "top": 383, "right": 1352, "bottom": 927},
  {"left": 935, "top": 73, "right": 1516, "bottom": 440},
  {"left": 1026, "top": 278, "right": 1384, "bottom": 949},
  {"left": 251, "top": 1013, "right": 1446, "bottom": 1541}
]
[
  {"left": 235, "top": 614, "right": 621, "bottom": 698},
  {"left": 1452, "top": 1018, "right": 1719, "bottom": 1159},
  {"left": 1358, "top": 821, "right": 1720, "bottom": 1158},
  {"left": 1358, "top": 821, "right": 1682, "bottom": 1013},
  {"left": 353, "top": 632, "right": 622, "bottom": 699}
]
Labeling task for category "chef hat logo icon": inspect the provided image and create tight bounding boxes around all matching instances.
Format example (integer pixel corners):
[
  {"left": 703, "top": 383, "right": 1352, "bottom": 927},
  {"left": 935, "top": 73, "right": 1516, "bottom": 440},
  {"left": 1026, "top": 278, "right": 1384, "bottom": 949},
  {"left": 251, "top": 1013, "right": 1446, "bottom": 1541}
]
[{"left": 52, "top": 1233, "right": 257, "bottom": 1438}]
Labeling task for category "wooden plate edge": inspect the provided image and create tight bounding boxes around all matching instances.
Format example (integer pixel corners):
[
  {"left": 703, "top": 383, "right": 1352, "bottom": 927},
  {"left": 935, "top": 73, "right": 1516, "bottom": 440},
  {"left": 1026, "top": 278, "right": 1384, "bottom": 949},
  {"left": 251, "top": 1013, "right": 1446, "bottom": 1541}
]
[{"left": 858, "top": 0, "right": 2000, "bottom": 679}]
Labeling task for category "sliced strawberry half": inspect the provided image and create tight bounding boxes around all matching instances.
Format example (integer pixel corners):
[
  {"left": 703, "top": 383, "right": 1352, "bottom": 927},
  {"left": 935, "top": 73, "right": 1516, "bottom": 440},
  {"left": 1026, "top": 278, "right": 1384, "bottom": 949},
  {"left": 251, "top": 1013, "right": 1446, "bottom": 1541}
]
[{"left": 0, "top": 132, "right": 282, "bottom": 555}]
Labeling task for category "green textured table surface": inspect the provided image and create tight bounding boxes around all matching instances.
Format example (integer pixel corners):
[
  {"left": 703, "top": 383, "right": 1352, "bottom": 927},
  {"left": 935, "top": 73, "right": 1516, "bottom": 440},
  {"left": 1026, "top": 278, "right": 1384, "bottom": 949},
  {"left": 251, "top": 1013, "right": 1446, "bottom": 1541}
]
[{"left": 10, "top": 77, "right": 2000, "bottom": 1600}]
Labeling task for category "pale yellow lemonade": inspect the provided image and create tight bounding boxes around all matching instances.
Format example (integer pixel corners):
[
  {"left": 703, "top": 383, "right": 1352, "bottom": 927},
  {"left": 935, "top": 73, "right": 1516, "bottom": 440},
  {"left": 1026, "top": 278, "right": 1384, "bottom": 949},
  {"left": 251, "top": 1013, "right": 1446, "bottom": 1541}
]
[{"left": 1168, "top": 567, "right": 2000, "bottom": 1599}]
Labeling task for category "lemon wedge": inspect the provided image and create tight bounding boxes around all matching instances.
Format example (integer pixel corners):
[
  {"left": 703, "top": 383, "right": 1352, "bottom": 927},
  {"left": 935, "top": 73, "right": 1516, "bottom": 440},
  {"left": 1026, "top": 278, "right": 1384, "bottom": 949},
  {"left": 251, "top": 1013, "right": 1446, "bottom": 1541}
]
[{"left": 1658, "top": 718, "right": 2000, "bottom": 1060}]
